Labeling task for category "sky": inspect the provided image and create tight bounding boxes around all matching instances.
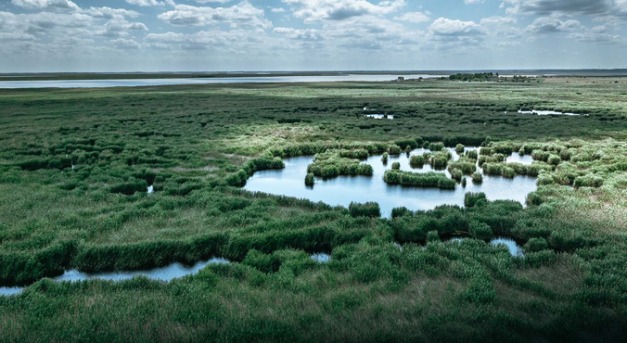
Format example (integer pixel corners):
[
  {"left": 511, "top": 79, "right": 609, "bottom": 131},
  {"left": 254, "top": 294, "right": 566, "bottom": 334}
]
[{"left": 1, "top": 0, "right": 627, "bottom": 72}]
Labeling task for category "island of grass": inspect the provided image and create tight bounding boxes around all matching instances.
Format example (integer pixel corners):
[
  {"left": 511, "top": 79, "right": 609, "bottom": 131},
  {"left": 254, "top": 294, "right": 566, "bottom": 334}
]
[
  {"left": 307, "top": 150, "right": 373, "bottom": 179},
  {"left": 383, "top": 170, "right": 456, "bottom": 189}
]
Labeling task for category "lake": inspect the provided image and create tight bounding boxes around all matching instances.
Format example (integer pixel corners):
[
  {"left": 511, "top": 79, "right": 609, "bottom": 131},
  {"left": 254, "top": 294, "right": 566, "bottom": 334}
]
[
  {"left": 0, "top": 74, "right": 445, "bottom": 89},
  {"left": 245, "top": 148, "right": 538, "bottom": 218}
]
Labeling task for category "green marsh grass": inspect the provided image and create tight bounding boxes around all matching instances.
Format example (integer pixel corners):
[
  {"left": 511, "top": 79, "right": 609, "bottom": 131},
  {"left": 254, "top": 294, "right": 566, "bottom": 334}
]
[{"left": 0, "top": 79, "right": 626, "bottom": 342}]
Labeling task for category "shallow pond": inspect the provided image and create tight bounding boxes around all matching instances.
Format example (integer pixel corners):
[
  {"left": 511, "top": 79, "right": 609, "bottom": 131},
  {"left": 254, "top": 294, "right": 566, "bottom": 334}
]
[
  {"left": 310, "top": 253, "right": 331, "bottom": 263},
  {"left": 364, "top": 114, "right": 394, "bottom": 120},
  {"left": 0, "top": 257, "right": 230, "bottom": 296},
  {"left": 517, "top": 109, "right": 585, "bottom": 116},
  {"left": 245, "top": 148, "right": 537, "bottom": 218},
  {"left": 450, "top": 237, "right": 524, "bottom": 257},
  {"left": 490, "top": 238, "right": 524, "bottom": 257},
  {"left": 1, "top": 253, "right": 332, "bottom": 296},
  {"left": 506, "top": 152, "right": 533, "bottom": 165}
]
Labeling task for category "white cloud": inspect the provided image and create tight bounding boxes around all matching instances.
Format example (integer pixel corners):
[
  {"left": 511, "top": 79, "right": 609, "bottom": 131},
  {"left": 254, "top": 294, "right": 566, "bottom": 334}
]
[
  {"left": 429, "top": 17, "right": 484, "bottom": 36},
  {"left": 85, "top": 7, "right": 140, "bottom": 19},
  {"left": 125, "top": 0, "right": 164, "bottom": 7},
  {"left": 427, "top": 17, "right": 486, "bottom": 50},
  {"left": 271, "top": 7, "right": 286, "bottom": 13},
  {"left": 395, "top": 11, "right": 430, "bottom": 23},
  {"left": 569, "top": 31, "right": 623, "bottom": 44},
  {"left": 12, "top": 0, "right": 79, "bottom": 11},
  {"left": 101, "top": 19, "right": 148, "bottom": 37},
  {"left": 526, "top": 17, "right": 581, "bottom": 34},
  {"left": 112, "top": 38, "right": 142, "bottom": 49},
  {"left": 194, "top": 0, "right": 232, "bottom": 3},
  {"left": 320, "top": 15, "right": 420, "bottom": 50},
  {"left": 284, "top": 0, "right": 406, "bottom": 22},
  {"left": 464, "top": 0, "right": 484, "bottom": 4},
  {"left": 274, "top": 27, "right": 322, "bottom": 40},
  {"left": 480, "top": 16, "right": 516, "bottom": 26},
  {"left": 0, "top": 5, "right": 150, "bottom": 55},
  {"left": 158, "top": 2, "right": 271, "bottom": 28},
  {"left": 146, "top": 29, "right": 267, "bottom": 51}
]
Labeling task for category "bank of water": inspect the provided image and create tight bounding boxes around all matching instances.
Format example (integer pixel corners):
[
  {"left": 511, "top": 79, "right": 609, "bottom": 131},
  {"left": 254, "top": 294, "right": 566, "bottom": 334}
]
[{"left": 245, "top": 148, "right": 537, "bottom": 218}]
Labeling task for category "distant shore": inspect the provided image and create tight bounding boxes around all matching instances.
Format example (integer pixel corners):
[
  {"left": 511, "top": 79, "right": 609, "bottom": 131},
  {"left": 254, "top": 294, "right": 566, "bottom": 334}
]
[{"left": 2, "top": 69, "right": 627, "bottom": 81}]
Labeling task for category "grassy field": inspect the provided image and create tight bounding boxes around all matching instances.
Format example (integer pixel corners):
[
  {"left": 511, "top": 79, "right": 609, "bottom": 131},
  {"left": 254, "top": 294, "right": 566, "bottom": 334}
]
[{"left": 0, "top": 78, "right": 626, "bottom": 342}]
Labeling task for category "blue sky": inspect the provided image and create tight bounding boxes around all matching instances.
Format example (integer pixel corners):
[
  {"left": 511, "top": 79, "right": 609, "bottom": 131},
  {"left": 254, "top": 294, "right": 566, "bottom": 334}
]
[{"left": 1, "top": 0, "right": 627, "bottom": 72}]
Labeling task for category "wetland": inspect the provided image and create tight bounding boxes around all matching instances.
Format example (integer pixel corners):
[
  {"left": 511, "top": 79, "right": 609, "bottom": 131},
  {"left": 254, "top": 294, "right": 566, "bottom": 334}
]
[{"left": 0, "top": 77, "right": 625, "bottom": 342}]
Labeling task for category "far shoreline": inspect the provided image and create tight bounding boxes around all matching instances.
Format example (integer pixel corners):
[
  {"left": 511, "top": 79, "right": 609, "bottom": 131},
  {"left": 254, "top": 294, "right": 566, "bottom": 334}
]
[{"left": 2, "top": 69, "right": 627, "bottom": 81}]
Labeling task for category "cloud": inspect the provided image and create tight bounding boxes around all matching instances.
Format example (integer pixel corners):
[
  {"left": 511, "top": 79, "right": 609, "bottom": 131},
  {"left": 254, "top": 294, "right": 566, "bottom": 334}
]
[
  {"left": 394, "top": 11, "right": 430, "bottom": 23},
  {"left": 85, "top": 7, "right": 140, "bottom": 19},
  {"left": 429, "top": 17, "right": 484, "bottom": 36},
  {"left": 569, "top": 31, "right": 623, "bottom": 44},
  {"left": 479, "top": 16, "right": 516, "bottom": 26},
  {"left": 101, "top": 19, "right": 148, "bottom": 37},
  {"left": 146, "top": 29, "right": 266, "bottom": 51},
  {"left": 427, "top": 17, "right": 486, "bottom": 50},
  {"left": 112, "top": 38, "right": 142, "bottom": 49},
  {"left": 284, "top": 0, "right": 405, "bottom": 22},
  {"left": 320, "top": 15, "right": 419, "bottom": 50},
  {"left": 194, "top": 0, "right": 232, "bottom": 3},
  {"left": 271, "top": 7, "right": 286, "bottom": 13},
  {"left": 12, "top": 0, "right": 79, "bottom": 11},
  {"left": 526, "top": 17, "right": 581, "bottom": 34},
  {"left": 0, "top": 5, "right": 150, "bottom": 55},
  {"left": 274, "top": 27, "right": 322, "bottom": 41},
  {"left": 501, "top": 0, "right": 627, "bottom": 17},
  {"left": 566, "top": 25, "right": 625, "bottom": 45},
  {"left": 464, "top": 0, "right": 484, "bottom": 4},
  {"left": 158, "top": 2, "right": 271, "bottom": 28},
  {"left": 125, "top": 0, "right": 164, "bottom": 6}
]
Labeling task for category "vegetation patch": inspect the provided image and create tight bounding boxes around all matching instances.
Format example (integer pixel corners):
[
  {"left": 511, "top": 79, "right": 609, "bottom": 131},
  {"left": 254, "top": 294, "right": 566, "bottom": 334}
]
[
  {"left": 307, "top": 151, "right": 373, "bottom": 179},
  {"left": 383, "top": 170, "right": 456, "bottom": 189}
]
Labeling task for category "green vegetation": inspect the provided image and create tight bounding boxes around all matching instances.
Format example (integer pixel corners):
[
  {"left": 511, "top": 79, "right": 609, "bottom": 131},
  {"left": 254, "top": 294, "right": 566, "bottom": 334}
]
[
  {"left": 455, "top": 143, "right": 465, "bottom": 153},
  {"left": 448, "top": 160, "right": 477, "bottom": 175},
  {"left": 388, "top": 144, "right": 402, "bottom": 155},
  {"left": 384, "top": 170, "right": 456, "bottom": 189},
  {"left": 429, "top": 151, "right": 451, "bottom": 169},
  {"left": 449, "top": 72, "right": 498, "bottom": 82},
  {"left": 307, "top": 151, "right": 373, "bottom": 179},
  {"left": 0, "top": 78, "right": 626, "bottom": 342},
  {"left": 305, "top": 173, "right": 315, "bottom": 187},
  {"left": 471, "top": 171, "right": 483, "bottom": 184},
  {"left": 409, "top": 154, "right": 425, "bottom": 168},
  {"left": 348, "top": 202, "right": 381, "bottom": 218}
]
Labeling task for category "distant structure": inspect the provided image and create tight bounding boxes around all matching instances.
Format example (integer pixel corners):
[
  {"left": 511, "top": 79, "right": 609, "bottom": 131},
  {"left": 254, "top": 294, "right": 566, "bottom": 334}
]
[{"left": 397, "top": 76, "right": 405, "bottom": 82}]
